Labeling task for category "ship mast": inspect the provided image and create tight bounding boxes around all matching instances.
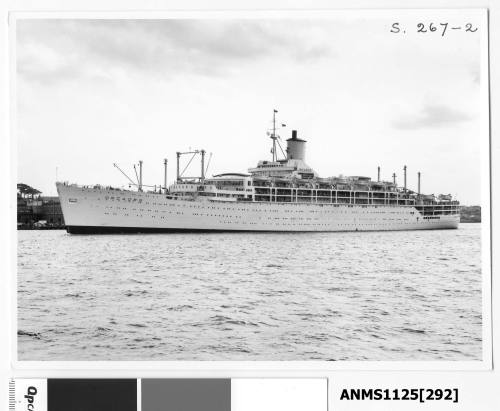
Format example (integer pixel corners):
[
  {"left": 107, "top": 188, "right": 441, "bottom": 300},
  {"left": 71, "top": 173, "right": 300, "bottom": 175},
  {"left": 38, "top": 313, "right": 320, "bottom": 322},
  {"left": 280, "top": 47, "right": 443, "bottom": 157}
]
[
  {"left": 269, "top": 109, "right": 287, "bottom": 161},
  {"left": 271, "top": 109, "right": 278, "bottom": 162}
]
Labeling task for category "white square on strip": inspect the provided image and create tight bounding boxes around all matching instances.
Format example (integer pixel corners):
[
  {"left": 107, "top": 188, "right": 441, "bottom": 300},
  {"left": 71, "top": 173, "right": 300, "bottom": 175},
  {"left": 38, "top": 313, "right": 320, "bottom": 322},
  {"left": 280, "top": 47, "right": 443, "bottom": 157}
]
[
  {"left": 231, "top": 378, "right": 327, "bottom": 411},
  {"left": 12, "top": 379, "right": 47, "bottom": 411}
]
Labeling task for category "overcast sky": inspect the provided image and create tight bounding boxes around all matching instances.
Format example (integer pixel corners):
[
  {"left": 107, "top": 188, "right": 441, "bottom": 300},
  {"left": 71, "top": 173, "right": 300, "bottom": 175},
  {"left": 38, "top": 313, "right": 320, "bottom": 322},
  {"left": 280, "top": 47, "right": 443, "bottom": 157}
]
[{"left": 16, "top": 15, "right": 485, "bottom": 205}]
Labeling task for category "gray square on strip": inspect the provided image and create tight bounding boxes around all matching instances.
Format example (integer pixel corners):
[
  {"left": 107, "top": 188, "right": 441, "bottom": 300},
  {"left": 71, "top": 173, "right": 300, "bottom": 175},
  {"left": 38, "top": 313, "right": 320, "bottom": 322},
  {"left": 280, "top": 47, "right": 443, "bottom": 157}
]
[{"left": 142, "top": 379, "right": 230, "bottom": 411}]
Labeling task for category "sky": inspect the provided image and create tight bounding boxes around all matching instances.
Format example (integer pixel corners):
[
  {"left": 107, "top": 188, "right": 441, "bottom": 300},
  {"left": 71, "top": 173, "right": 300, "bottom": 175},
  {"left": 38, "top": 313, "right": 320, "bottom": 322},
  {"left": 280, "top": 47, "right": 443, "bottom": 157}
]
[{"left": 16, "top": 15, "right": 486, "bottom": 205}]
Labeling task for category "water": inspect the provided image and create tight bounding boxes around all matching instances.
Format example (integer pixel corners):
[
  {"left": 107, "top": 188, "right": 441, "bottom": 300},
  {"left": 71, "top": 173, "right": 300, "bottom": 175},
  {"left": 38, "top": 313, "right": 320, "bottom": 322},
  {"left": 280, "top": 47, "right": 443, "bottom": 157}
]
[{"left": 17, "top": 224, "right": 482, "bottom": 361}]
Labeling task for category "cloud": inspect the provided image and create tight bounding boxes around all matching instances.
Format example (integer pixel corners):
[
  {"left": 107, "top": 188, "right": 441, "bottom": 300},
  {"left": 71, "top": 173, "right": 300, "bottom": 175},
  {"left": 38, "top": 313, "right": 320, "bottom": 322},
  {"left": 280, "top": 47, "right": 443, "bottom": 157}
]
[
  {"left": 16, "top": 19, "right": 336, "bottom": 84},
  {"left": 392, "top": 102, "right": 473, "bottom": 130}
]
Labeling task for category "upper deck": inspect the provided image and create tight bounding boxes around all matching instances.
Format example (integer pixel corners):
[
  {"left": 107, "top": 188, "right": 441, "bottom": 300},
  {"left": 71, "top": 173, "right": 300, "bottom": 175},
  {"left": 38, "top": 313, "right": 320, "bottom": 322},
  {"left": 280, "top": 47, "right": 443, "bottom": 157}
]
[
  {"left": 167, "top": 174, "right": 458, "bottom": 215},
  {"left": 168, "top": 126, "right": 459, "bottom": 215}
]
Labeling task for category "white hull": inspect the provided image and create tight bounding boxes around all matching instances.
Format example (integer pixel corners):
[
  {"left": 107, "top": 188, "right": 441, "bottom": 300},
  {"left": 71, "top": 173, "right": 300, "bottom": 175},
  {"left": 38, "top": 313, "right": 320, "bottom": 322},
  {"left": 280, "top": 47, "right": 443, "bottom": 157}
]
[{"left": 56, "top": 183, "right": 460, "bottom": 233}]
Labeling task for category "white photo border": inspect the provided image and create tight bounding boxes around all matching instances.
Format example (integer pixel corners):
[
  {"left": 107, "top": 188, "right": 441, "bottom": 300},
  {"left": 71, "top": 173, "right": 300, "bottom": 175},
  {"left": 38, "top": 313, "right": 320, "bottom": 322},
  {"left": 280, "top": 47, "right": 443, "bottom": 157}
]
[{"left": 8, "top": 8, "right": 492, "bottom": 374}]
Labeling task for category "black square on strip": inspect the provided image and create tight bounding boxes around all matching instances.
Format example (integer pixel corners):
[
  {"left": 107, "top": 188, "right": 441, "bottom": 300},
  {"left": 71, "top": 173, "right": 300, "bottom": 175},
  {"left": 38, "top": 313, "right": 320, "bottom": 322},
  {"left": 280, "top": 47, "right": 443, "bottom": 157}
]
[
  {"left": 142, "top": 379, "right": 230, "bottom": 411},
  {"left": 48, "top": 379, "right": 137, "bottom": 411}
]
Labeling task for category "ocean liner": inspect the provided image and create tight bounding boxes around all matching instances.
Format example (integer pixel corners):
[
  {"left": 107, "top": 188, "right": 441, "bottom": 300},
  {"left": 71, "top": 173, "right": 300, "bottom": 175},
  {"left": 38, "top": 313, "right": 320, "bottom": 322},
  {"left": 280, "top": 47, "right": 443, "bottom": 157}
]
[{"left": 57, "top": 114, "right": 460, "bottom": 233}]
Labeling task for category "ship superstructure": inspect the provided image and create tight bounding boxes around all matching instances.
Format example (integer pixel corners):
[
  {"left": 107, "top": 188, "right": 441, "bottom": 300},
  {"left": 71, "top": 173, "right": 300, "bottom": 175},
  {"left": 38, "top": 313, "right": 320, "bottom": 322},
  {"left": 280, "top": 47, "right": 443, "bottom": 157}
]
[{"left": 57, "top": 114, "right": 460, "bottom": 233}]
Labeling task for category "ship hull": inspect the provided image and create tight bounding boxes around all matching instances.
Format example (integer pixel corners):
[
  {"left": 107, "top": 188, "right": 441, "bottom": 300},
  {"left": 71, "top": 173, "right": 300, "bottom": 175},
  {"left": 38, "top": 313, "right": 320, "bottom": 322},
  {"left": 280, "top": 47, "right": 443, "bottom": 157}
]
[{"left": 57, "top": 183, "right": 460, "bottom": 234}]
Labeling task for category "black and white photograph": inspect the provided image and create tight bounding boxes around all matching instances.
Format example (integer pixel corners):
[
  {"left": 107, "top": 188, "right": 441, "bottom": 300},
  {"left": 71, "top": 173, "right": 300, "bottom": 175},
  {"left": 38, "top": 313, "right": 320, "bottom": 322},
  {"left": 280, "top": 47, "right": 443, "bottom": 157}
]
[{"left": 15, "top": 11, "right": 489, "bottom": 362}]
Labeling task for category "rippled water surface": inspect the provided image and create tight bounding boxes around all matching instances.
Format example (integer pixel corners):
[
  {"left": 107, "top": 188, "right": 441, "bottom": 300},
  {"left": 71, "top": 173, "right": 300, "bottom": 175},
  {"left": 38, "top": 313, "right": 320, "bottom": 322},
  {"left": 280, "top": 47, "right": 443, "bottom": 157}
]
[{"left": 18, "top": 224, "right": 482, "bottom": 361}]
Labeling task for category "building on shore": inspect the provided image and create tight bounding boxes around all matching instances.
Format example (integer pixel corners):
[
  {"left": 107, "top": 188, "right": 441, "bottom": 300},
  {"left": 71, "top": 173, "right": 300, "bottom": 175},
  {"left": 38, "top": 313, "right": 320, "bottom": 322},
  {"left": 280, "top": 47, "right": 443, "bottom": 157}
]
[
  {"left": 17, "top": 183, "right": 65, "bottom": 229},
  {"left": 460, "top": 205, "right": 481, "bottom": 223}
]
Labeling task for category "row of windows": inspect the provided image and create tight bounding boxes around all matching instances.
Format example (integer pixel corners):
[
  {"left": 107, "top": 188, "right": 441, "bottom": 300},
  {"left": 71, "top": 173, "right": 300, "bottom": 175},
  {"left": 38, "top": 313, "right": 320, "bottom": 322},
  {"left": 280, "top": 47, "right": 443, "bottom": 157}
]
[
  {"left": 102, "top": 209, "right": 452, "bottom": 227},
  {"left": 87, "top": 190, "right": 456, "bottom": 209},
  {"left": 98, "top": 213, "right": 448, "bottom": 231},
  {"left": 87, "top": 188, "right": 455, "bottom": 207},
  {"left": 104, "top": 210, "right": 424, "bottom": 224},
  {"left": 104, "top": 204, "right": 414, "bottom": 216},
  {"left": 83, "top": 191, "right": 456, "bottom": 216},
  {"left": 102, "top": 208, "right": 453, "bottom": 224}
]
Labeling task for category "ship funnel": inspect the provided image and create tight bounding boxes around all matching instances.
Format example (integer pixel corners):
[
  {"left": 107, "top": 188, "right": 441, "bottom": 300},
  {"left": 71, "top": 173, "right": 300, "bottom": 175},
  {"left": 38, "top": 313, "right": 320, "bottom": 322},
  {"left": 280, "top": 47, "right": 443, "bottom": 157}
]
[{"left": 286, "top": 130, "right": 307, "bottom": 161}]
